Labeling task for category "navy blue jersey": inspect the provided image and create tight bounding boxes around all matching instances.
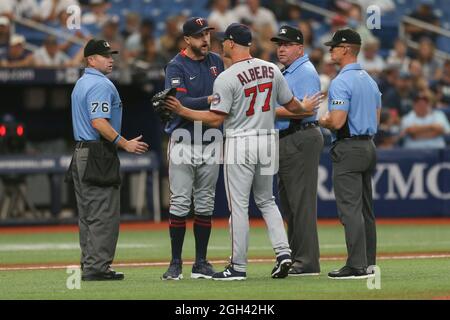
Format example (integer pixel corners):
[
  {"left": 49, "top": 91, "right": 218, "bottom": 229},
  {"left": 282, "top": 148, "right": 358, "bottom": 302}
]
[{"left": 164, "top": 50, "right": 224, "bottom": 135}]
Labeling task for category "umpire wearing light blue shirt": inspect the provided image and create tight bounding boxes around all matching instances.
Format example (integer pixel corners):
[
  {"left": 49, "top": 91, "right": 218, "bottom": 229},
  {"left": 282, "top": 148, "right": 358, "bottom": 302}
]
[
  {"left": 271, "top": 26, "right": 323, "bottom": 276},
  {"left": 319, "top": 29, "right": 381, "bottom": 279},
  {"left": 70, "top": 39, "right": 148, "bottom": 281}
]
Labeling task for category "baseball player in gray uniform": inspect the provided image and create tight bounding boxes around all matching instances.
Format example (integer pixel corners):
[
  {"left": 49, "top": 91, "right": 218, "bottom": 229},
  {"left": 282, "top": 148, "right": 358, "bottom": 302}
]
[{"left": 165, "top": 23, "right": 322, "bottom": 280}]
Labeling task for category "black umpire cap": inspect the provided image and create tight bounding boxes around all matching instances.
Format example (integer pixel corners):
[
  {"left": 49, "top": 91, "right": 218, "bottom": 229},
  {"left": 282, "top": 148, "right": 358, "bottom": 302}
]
[
  {"left": 270, "top": 25, "right": 304, "bottom": 44},
  {"left": 216, "top": 23, "right": 252, "bottom": 47},
  {"left": 84, "top": 39, "right": 119, "bottom": 57},
  {"left": 324, "top": 28, "right": 361, "bottom": 47},
  {"left": 183, "top": 17, "right": 215, "bottom": 36}
]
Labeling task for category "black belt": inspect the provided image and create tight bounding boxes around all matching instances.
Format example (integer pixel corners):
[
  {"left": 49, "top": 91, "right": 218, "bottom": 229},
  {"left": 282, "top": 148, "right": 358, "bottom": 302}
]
[
  {"left": 279, "top": 121, "right": 319, "bottom": 139},
  {"left": 75, "top": 140, "right": 103, "bottom": 148},
  {"left": 334, "top": 135, "right": 372, "bottom": 144}
]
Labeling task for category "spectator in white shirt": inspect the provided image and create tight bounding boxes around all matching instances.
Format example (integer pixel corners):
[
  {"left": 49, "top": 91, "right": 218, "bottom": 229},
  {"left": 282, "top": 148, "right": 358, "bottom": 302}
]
[
  {"left": 40, "top": 0, "right": 79, "bottom": 22},
  {"left": 33, "top": 35, "right": 70, "bottom": 67},
  {"left": 0, "top": 0, "right": 41, "bottom": 21},
  {"left": 358, "top": 38, "right": 385, "bottom": 79},
  {"left": 415, "top": 37, "right": 441, "bottom": 81},
  {"left": 386, "top": 38, "right": 411, "bottom": 72},
  {"left": 401, "top": 91, "right": 450, "bottom": 149},
  {"left": 81, "top": 0, "right": 113, "bottom": 35},
  {"left": 233, "top": 0, "right": 278, "bottom": 34},
  {"left": 208, "top": 0, "right": 235, "bottom": 32}
]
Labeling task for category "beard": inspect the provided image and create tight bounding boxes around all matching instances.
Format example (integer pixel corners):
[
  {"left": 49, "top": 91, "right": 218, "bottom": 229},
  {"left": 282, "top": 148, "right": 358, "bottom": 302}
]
[{"left": 190, "top": 43, "right": 209, "bottom": 58}]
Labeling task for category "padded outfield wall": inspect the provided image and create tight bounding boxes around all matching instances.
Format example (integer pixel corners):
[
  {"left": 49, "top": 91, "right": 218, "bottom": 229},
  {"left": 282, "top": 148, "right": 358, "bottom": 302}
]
[{"left": 213, "top": 148, "right": 450, "bottom": 218}]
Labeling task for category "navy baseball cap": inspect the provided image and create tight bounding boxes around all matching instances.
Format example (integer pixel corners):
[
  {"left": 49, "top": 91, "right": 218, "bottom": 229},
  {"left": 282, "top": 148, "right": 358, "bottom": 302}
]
[
  {"left": 84, "top": 39, "right": 118, "bottom": 57},
  {"left": 270, "top": 25, "right": 303, "bottom": 44},
  {"left": 324, "top": 28, "right": 361, "bottom": 47},
  {"left": 217, "top": 23, "right": 252, "bottom": 47},
  {"left": 183, "top": 17, "right": 214, "bottom": 36}
]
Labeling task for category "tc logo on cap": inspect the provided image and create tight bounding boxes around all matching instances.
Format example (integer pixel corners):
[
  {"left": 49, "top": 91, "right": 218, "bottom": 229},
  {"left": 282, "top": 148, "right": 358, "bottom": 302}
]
[
  {"left": 280, "top": 28, "right": 287, "bottom": 34},
  {"left": 195, "top": 18, "right": 205, "bottom": 26},
  {"left": 104, "top": 41, "right": 110, "bottom": 48}
]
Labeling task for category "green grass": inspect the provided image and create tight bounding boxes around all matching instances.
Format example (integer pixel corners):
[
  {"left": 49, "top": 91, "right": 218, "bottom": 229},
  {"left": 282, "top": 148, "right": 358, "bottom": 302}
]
[
  {"left": 1, "top": 223, "right": 450, "bottom": 299},
  {"left": 1, "top": 259, "right": 450, "bottom": 299}
]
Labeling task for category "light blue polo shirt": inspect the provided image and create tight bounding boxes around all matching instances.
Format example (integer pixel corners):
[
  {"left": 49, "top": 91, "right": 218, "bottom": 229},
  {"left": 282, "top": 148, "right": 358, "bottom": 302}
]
[
  {"left": 71, "top": 67, "right": 122, "bottom": 141},
  {"left": 328, "top": 63, "right": 381, "bottom": 142},
  {"left": 275, "top": 54, "right": 321, "bottom": 130}
]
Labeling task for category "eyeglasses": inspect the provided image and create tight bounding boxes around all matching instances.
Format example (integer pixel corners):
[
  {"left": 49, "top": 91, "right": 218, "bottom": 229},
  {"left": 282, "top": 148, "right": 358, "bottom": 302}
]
[
  {"left": 330, "top": 45, "right": 349, "bottom": 52},
  {"left": 276, "top": 42, "right": 301, "bottom": 47}
]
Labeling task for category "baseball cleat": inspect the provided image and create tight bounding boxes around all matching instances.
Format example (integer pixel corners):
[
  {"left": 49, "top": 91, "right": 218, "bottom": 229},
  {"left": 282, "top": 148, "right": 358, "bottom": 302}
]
[
  {"left": 191, "top": 260, "right": 215, "bottom": 279},
  {"left": 212, "top": 264, "right": 246, "bottom": 281},
  {"left": 161, "top": 259, "right": 183, "bottom": 280},
  {"left": 271, "top": 254, "right": 292, "bottom": 279}
]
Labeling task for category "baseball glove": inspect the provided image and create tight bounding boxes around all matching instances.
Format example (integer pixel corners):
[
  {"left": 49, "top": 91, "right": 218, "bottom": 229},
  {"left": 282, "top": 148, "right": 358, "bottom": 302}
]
[{"left": 151, "top": 87, "right": 177, "bottom": 122}]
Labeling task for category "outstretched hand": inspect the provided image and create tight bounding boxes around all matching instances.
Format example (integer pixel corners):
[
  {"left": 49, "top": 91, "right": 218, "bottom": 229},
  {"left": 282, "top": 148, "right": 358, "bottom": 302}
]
[
  {"left": 124, "top": 135, "right": 149, "bottom": 154},
  {"left": 301, "top": 92, "right": 323, "bottom": 112}
]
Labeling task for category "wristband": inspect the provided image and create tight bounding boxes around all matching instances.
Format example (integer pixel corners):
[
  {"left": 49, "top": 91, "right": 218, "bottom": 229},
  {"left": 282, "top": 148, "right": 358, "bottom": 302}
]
[{"left": 113, "top": 134, "right": 121, "bottom": 145}]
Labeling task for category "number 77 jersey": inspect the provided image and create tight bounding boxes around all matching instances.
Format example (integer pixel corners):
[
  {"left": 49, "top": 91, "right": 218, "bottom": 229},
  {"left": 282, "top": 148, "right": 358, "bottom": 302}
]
[{"left": 210, "top": 58, "right": 294, "bottom": 137}]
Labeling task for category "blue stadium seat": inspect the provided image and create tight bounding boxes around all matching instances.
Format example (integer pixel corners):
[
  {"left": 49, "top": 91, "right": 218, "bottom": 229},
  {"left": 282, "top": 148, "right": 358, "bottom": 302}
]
[
  {"left": 436, "top": 35, "right": 450, "bottom": 54},
  {"left": 15, "top": 25, "right": 46, "bottom": 46},
  {"left": 372, "top": 26, "right": 399, "bottom": 50}
]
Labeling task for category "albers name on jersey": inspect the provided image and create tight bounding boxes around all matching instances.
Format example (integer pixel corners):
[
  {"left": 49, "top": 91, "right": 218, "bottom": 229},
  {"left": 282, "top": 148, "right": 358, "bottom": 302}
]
[{"left": 237, "top": 66, "right": 274, "bottom": 86}]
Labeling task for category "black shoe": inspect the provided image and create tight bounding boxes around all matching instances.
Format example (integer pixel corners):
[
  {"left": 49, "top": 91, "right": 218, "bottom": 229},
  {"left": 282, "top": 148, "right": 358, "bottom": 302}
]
[
  {"left": 82, "top": 268, "right": 124, "bottom": 281},
  {"left": 271, "top": 254, "right": 292, "bottom": 279},
  {"left": 162, "top": 259, "right": 183, "bottom": 280},
  {"left": 328, "top": 265, "right": 373, "bottom": 279},
  {"left": 191, "top": 260, "right": 215, "bottom": 279},
  {"left": 212, "top": 264, "right": 246, "bottom": 281},
  {"left": 288, "top": 265, "right": 320, "bottom": 277}
]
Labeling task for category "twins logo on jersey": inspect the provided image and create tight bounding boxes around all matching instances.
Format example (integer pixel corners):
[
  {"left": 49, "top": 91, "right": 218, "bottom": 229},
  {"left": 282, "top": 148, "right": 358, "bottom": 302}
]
[
  {"left": 210, "top": 66, "right": 218, "bottom": 77},
  {"left": 211, "top": 93, "right": 220, "bottom": 105}
]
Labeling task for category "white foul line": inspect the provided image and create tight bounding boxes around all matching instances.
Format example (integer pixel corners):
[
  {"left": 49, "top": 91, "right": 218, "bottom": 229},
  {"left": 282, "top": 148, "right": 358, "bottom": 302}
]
[{"left": 1, "top": 253, "right": 450, "bottom": 271}]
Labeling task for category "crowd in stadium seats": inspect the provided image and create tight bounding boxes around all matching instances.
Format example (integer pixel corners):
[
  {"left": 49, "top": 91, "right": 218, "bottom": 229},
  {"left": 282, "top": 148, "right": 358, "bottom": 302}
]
[{"left": 0, "top": 0, "right": 449, "bottom": 148}]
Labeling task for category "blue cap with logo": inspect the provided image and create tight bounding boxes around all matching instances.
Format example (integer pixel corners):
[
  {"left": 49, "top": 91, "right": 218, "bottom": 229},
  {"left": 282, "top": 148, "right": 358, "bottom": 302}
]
[
  {"left": 183, "top": 17, "right": 214, "bottom": 36},
  {"left": 217, "top": 23, "right": 252, "bottom": 47}
]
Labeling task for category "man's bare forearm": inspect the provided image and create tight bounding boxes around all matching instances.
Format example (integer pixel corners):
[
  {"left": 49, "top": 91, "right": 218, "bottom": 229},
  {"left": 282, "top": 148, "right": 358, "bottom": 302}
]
[
  {"left": 91, "top": 118, "right": 120, "bottom": 142},
  {"left": 179, "top": 107, "right": 222, "bottom": 128},
  {"left": 276, "top": 107, "right": 314, "bottom": 119}
]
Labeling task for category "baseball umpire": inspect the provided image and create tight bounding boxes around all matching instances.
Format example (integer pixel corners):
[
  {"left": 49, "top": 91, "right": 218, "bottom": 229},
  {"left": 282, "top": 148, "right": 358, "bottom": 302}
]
[
  {"left": 271, "top": 25, "right": 323, "bottom": 276},
  {"left": 319, "top": 29, "right": 380, "bottom": 279},
  {"left": 68, "top": 39, "right": 149, "bottom": 281},
  {"left": 161, "top": 17, "right": 224, "bottom": 280},
  {"left": 164, "top": 23, "right": 322, "bottom": 280}
]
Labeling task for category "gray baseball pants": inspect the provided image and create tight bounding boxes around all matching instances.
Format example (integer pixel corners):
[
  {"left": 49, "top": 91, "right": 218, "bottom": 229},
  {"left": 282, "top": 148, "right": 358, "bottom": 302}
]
[
  {"left": 331, "top": 139, "right": 377, "bottom": 268},
  {"left": 71, "top": 147, "right": 120, "bottom": 275},
  {"left": 278, "top": 127, "right": 323, "bottom": 272}
]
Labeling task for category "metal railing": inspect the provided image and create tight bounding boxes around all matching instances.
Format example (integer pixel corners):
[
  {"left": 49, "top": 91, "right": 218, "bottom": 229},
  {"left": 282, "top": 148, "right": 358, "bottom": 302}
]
[
  {"left": 13, "top": 16, "right": 86, "bottom": 49},
  {"left": 300, "top": 0, "right": 450, "bottom": 61},
  {"left": 299, "top": 1, "right": 336, "bottom": 20},
  {"left": 400, "top": 16, "right": 450, "bottom": 61}
]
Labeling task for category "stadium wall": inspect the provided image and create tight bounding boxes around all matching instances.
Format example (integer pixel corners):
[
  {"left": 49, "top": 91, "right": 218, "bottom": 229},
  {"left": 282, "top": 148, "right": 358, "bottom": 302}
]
[{"left": 213, "top": 148, "right": 450, "bottom": 218}]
